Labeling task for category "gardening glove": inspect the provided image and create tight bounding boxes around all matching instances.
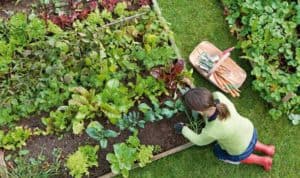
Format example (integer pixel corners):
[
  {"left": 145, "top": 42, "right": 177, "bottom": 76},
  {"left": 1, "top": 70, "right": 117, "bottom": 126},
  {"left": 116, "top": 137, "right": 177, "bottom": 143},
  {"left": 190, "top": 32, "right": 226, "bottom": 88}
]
[{"left": 174, "top": 122, "right": 185, "bottom": 134}]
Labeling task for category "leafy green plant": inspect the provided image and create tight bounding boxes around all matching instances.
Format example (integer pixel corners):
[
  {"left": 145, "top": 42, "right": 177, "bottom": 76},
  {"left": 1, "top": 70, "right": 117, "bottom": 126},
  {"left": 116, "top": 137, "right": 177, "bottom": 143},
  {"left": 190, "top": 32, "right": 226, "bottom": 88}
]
[
  {"left": 66, "top": 145, "right": 99, "bottom": 178},
  {"left": 184, "top": 109, "right": 204, "bottom": 134},
  {"left": 162, "top": 99, "right": 186, "bottom": 118},
  {"left": 106, "top": 133, "right": 154, "bottom": 177},
  {"left": 137, "top": 145, "right": 154, "bottom": 167},
  {"left": 42, "top": 86, "right": 101, "bottom": 135},
  {"left": 0, "top": 5, "right": 179, "bottom": 153},
  {"left": 153, "top": 145, "right": 162, "bottom": 154},
  {"left": 116, "top": 111, "right": 146, "bottom": 132},
  {"left": 138, "top": 98, "right": 185, "bottom": 122},
  {"left": 133, "top": 46, "right": 175, "bottom": 70},
  {"left": 0, "top": 127, "right": 32, "bottom": 150},
  {"left": 86, "top": 121, "right": 119, "bottom": 148},
  {"left": 106, "top": 143, "right": 137, "bottom": 178},
  {"left": 41, "top": 106, "right": 74, "bottom": 134},
  {"left": 6, "top": 149, "right": 62, "bottom": 178},
  {"left": 138, "top": 103, "right": 163, "bottom": 122},
  {"left": 223, "top": 0, "right": 300, "bottom": 121},
  {"left": 96, "top": 79, "right": 135, "bottom": 124},
  {"left": 288, "top": 113, "right": 300, "bottom": 125},
  {"left": 132, "top": 75, "right": 167, "bottom": 105},
  {"left": 68, "top": 87, "right": 99, "bottom": 134}
]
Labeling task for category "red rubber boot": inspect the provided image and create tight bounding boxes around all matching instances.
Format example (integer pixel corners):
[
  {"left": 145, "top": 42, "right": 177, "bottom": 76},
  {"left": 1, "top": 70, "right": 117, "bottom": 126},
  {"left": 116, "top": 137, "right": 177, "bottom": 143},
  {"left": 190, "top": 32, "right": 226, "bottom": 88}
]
[
  {"left": 241, "top": 154, "right": 273, "bottom": 171},
  {"left": 255, "top": 141, "right": 275, "bottom": 157}
]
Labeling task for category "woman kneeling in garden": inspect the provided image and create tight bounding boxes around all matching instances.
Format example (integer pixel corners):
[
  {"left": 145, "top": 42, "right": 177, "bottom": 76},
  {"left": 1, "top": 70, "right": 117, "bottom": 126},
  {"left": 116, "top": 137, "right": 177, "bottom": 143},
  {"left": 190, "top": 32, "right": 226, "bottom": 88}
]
[{"left": 175, "top": 87, "right": 275, "bottom": 171}]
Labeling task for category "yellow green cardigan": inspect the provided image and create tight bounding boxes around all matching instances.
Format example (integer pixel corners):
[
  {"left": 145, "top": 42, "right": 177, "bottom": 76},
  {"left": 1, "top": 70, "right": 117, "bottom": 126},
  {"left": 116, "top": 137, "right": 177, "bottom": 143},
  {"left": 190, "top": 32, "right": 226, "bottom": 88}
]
[{"left": 182, "top": 91, "right": 254, "bottom": 155}]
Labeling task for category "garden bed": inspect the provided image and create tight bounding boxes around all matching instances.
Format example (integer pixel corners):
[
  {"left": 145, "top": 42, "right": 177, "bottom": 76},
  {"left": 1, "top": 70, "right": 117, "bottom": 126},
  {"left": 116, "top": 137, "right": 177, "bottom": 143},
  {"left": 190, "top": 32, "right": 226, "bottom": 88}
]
[
  {"left": 17, "top": 112, "right": 188, "bottom": 177},
  {"left": 0, "top": 0, "right": 196, "bottom": 177}
]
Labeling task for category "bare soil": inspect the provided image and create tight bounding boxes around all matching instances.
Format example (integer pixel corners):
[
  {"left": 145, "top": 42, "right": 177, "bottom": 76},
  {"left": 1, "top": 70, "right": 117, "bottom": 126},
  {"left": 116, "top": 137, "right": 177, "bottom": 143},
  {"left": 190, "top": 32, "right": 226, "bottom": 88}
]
[
  {"left": 1, "top": 1, "right": 189, "bottom": 177},
  {"left": 18, "top": 113, "right": 188, "bottom": 177},
  {"left": 0, "top": 0, "right": 38, "bottom": 18}
]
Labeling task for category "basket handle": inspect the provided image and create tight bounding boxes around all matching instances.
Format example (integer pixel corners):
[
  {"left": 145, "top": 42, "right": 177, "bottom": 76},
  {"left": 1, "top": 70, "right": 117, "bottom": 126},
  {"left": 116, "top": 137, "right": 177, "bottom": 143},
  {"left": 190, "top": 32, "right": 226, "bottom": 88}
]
[
  {"left": 207, "top": 47, "right": 234, "bottom": 77},
  {"left": 207, "top": 53, "right": 229, "bottom": 77}
]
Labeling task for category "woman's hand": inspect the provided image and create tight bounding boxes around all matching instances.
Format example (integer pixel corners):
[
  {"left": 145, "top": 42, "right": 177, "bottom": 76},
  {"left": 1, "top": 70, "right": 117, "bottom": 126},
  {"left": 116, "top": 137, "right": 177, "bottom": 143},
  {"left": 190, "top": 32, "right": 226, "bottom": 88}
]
[{"left": 174, "top": 122, "right": 185, "bottom": 134}]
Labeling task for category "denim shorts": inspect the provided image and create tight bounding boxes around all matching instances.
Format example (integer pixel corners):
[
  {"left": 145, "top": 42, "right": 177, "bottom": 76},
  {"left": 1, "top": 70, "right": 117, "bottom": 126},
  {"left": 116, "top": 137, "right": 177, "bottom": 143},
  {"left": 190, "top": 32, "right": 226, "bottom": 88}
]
[{"left": 213, "top": 129, "right": 257, "bottom": 162}]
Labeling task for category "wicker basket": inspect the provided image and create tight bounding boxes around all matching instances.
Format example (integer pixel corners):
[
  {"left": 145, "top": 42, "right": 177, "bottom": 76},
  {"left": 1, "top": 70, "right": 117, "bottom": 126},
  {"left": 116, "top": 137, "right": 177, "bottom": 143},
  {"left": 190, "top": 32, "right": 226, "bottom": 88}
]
[{"left": 189, "top": 41, "right": 247, "bottom": 94}]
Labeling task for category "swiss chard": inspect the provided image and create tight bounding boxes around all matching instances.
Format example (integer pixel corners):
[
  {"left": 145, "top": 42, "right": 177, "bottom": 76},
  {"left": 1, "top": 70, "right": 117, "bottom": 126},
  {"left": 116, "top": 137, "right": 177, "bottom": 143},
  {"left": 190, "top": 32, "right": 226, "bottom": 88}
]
[
  {"left": 151, "top": 59, "right": 185, "bottom": 90},
  {"left": 96, "top": 79, "right": 135, "bottom": 124}
]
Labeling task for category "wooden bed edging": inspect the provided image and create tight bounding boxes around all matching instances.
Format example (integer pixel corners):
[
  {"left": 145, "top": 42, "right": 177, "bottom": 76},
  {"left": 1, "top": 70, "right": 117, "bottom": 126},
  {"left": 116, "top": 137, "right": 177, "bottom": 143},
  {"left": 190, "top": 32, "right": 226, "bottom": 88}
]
[
  {"left": 99, "top": 142, "right": 194, "bottom": 178},
  {"left": 0, "top": 150, "right": 8, "bottom": 178},
  {"left": 99, "top": 1, "right": 189, "bottom": 177},
  {"left": 152, "top": 0, "right": 182, "bottom": 59}
]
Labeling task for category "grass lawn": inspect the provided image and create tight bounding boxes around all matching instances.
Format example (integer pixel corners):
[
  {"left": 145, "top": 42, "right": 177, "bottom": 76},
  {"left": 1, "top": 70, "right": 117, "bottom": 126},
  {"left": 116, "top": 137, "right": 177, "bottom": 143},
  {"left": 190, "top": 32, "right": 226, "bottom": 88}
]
[{"left": 123, "top": 0, "right": 300, "bottom": 177}]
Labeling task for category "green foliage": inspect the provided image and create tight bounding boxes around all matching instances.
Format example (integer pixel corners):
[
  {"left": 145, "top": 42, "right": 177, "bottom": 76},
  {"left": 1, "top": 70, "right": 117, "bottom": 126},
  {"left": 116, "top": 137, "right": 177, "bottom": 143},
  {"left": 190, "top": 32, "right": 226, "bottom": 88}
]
[
  {"left": 66, "top": 145, "right": 99, "bottom": 178},
  {"left": 68, "top": 87, "right": 99, "bottom": 134},
  {"left": 41, "top": 106, "right": 73, "bottom": 134},
  {"left": 114, "top": 2, "right": 129, "bottom": 17},
  {"left": 0, "top": 127, "right": 32, "bottom": 150},
  {"left": 106, "top": 143, "right": 137, "bottom": 178},
  {"left": 137, "top": 145, "right": 154, "bottom": 167},
  {"left": 288, "top": 113, "right": 300, "bottom": 125},
  {"left": 8, "top": 13, "right": 28, "bottom": 46},
  {"left": 41, "top": 86, "right": 101, "bottom": 135},
  {"left": 0, "top": 5, "right": 179, "bottom": 155},
  {"left": 138, "top": 98, "right": 185, "bottom": 122},
  {"left": 116, "top": 111, "right": 146, "bottom": 132},
  {"left": 126, "top": 132, "right": 141, "bottom": 148},
  {"left": 106, "top": 133, "right": 154, "bottom": 177},
  {"left": 162, "top": 99, "right": 185, "bottom": 118},
  {"left": 223, "top": 0, "right": 300, "bottom": 120},
  {"left": 0, "top": 7, "right": 175, "bottom": 128},
  {"left": 138, "top": 103, "right": 163, "bottom": 122},
  {"left": 6, "top": 150, "right": 61, "bottom": 178},
  {"left": 96, "top": 79, "right": 135, "bottom": 124},
  {"left": 86, "top": 121, "right": 119, "bottom": 148},
  {"left": 133, "top": 46, "right": 175, "bottom": 69},
  {"left": 132, "top": 75, "right": 167, "bottom": 105},
  {"left": 26, "top": 17, "right": 46, "bottom": 41},
  {"left": 184, "top": 109, "right": 203, "bottom": 134}
]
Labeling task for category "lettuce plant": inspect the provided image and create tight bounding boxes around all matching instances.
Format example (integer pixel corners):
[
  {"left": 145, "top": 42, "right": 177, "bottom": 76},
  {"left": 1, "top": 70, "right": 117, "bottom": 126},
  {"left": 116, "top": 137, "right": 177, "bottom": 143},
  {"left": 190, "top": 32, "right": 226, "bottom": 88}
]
[{"left": 66, "top": 145, "right": 99, "bottom": 178}]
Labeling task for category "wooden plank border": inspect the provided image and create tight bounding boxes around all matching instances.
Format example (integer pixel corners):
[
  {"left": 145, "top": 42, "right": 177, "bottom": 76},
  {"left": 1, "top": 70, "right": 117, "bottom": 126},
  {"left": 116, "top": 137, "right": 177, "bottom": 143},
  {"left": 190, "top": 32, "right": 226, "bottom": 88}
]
[
  {"left": 152, "top": 0, "right": 182, "bottom": 59},
  {"left": 99, "top": 1, "right": 188, "bottom": 177},
  {"left": 0, "top": 150, "right": 8, "bottom": 178},
  {"left": 99, "top": 142, "right": 194, "bottom": 178}
]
